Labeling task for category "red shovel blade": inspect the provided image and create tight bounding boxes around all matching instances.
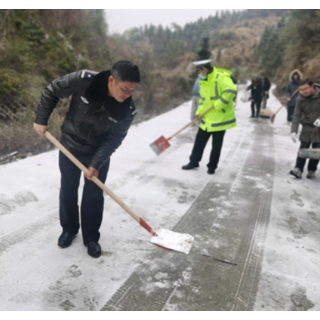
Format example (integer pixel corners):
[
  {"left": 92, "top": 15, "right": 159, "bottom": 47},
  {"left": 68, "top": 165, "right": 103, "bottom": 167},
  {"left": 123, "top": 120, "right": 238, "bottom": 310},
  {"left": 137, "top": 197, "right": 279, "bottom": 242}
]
[
  {"left": 149, "top": 135, "right": 171, "bottom": 155},
  {"left": 270, "top": 113, "right": 276, "bottom": 123}
]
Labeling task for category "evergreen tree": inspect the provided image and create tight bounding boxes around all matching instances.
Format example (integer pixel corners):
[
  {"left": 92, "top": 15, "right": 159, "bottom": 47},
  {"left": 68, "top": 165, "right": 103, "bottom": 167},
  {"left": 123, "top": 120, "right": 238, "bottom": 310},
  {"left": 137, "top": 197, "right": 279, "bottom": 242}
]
[
  {"left": 257, "top": 24, "right": 284, "bottom": 77},
  {"left": 197, "top": 37, "right": 211, "bottom": 60}
]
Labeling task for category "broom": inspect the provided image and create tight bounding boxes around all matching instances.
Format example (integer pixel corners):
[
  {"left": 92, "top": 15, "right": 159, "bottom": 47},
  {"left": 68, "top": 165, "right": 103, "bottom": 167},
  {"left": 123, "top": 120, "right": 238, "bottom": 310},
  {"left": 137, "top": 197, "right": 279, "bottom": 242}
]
[{"left": 270, "top": 87, "right": 300, "bottom": 123}]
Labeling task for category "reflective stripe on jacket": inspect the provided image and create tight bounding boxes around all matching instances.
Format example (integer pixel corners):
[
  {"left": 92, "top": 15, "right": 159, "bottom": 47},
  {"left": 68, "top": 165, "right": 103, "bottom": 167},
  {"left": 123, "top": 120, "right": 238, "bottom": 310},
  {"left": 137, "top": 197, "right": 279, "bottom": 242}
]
[{"left": 196, "top": 68, "right": 237, "bottom": 132}]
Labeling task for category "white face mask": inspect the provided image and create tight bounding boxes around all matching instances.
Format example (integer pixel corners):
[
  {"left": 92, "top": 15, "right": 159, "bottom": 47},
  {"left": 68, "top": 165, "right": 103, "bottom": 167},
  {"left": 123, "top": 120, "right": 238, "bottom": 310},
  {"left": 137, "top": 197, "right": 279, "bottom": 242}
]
[{"left": 199, "top": 74, "right": 207, "bottom": 80}]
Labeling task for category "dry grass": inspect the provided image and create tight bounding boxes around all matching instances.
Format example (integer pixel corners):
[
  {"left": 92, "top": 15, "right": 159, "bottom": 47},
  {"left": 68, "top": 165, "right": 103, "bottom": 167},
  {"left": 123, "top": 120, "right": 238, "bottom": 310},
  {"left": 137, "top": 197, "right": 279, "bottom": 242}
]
[
  {"left": 303, "top": 53, "right": 320, "bottom": 82},
  {"left": 0, "top": 107, "right": 63, "bottom": 157}
]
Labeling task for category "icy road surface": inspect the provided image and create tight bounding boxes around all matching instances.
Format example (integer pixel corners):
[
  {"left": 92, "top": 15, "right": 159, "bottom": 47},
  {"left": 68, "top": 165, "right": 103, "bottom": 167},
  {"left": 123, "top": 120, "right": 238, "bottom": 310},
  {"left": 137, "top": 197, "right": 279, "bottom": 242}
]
[{"left": 0, "top": 84, "right": 319, "bottom": 311}]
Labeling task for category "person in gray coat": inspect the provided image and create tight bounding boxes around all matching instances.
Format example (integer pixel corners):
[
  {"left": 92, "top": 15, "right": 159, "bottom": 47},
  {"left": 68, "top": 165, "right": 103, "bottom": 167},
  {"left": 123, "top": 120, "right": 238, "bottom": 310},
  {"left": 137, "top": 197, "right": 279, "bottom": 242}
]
[{"left": 290, "top": 78, "right": 320, "bottom": 179}]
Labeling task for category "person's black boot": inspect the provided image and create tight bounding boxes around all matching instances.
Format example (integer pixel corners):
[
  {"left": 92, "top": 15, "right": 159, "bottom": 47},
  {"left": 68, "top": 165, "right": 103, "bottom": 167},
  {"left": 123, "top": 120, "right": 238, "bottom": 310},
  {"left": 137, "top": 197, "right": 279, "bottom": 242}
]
[
  {"left": 85, "top": 242, "right": 101, "bottom": 258},
  {"left": 58, "top": 232, "right": 76, "bottom": 248},
  {"left": 207, "top": 168, "right": 215, "bottom": 175},
  {"left": 182, "top": 163, "right": 199, "bottom": 170}
]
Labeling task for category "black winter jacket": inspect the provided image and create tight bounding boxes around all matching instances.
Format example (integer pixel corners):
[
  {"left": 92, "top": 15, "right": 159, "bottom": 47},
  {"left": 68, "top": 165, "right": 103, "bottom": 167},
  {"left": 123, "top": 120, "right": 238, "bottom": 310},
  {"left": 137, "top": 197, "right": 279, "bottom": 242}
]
[
  {"left": 246, "top": 83, "right": 263, "bottom": 103},
  {"left": 35, "top": 70, "right": 137, "bottom": 170}
]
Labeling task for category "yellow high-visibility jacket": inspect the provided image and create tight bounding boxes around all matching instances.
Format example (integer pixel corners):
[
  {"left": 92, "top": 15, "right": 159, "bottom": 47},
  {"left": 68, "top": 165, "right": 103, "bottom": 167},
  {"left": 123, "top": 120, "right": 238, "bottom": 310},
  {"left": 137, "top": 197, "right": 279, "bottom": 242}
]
[{"left": 196, "top": 68, "right": 237, "bottom": 132}]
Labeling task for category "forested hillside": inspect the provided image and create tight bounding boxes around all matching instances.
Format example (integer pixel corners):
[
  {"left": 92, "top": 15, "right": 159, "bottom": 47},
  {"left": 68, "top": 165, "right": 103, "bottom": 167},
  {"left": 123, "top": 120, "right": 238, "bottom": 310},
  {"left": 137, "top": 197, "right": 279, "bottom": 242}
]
[
  {"left": 0, "top": 10, "right": 113, "bottom": 157},
  {"left": 262, "top": 10, "right": 320, "bottom": 88},
  {"left": 0, "top": 9, "right": 319, "bottom": 158}
]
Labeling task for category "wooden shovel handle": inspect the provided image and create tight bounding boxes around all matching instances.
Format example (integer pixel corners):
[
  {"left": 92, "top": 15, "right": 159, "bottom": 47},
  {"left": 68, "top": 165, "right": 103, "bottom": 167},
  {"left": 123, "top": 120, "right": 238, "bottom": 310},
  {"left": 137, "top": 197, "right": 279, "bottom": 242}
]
[
  {"left": 168, "top": 105, "right": 215, "bottom": 140},
  {"left": 44, "top": 131, "right": 147, "bottom": 229},
  {"left": 273, "top": 87, "right": 300, "bottom": 115}
]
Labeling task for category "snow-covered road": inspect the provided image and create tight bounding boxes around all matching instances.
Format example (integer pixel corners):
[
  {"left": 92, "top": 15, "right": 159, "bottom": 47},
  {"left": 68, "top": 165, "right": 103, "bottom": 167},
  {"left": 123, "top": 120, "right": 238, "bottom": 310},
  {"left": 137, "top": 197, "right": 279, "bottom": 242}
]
[{"left": 0, "top": 84, "right": 319, "bottom": 311}]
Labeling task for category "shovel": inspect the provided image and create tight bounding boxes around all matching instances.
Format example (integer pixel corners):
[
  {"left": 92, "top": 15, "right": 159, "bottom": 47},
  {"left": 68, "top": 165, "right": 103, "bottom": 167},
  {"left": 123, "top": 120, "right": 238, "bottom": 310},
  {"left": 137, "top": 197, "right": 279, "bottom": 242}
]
[
  {"left": 150, "top": 105, "right": 215, "bottom": 155},
  {"left": 44, "top": 131, "right": 194, "bottom": 254},
  {"left": 270, "top": 87, "right": 300, "bottom": 123}
]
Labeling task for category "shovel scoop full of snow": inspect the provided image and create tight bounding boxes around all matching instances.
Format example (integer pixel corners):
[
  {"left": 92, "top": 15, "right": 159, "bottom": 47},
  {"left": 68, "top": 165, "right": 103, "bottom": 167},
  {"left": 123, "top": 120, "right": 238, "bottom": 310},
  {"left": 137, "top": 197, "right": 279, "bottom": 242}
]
[
  {"left": 149, "top": 228, "right": 194, "bottom": 254},
  {"left": 150, "top": 136, "right": 171, "bottom": 155}
]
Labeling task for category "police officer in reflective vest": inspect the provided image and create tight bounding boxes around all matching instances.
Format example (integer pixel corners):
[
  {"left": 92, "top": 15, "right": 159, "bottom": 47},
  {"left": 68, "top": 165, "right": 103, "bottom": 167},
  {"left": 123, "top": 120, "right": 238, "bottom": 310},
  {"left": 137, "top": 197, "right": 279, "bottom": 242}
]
[{"left": 182, "top": 60, "right": 237, "bottom": 174}]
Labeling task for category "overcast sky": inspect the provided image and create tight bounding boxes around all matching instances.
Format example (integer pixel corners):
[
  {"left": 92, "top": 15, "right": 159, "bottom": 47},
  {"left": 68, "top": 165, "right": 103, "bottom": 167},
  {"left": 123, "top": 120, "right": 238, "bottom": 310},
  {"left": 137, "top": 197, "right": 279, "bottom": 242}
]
[{"left": 105, "top": 9, "right": 227, "bottom": 34}]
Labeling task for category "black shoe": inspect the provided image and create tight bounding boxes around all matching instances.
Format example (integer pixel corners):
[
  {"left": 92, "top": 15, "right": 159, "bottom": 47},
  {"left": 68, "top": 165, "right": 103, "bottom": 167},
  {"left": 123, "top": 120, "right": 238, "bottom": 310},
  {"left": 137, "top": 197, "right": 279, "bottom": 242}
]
[
  {"left": 207, "top": 168, "right": 215, "bottom": 175},
  {"left": 182, "top": 163, "right": 199, "bottom": 170},
  {"left": 58, "top": 232, "right": 76, "bottom": 248},
  {"left": 85, "top": 241, "right": 101, "bottom": 258},
  {"left": 289, "top": 168, "right": 302, "bottom": 179}
]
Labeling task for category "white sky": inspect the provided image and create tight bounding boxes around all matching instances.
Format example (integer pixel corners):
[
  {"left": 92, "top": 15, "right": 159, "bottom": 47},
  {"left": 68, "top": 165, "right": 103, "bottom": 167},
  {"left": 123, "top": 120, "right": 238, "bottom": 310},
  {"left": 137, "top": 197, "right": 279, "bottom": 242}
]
[{"left": 105, "top": 9, "right": 226, "bottom": 34}]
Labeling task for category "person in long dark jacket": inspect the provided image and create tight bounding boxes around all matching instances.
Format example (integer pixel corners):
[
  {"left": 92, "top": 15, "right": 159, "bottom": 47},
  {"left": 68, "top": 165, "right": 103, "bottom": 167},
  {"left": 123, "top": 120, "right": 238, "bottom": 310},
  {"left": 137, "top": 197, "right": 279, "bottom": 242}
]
[
  {"left": 290, "top": 78, "right": 320, "bottom": 179},
  {"left": 246, "top": 76, "right": 264, "bottom": 119},
  {"left": 33, "top": 60, "right": 140, "bottom": 258},
  {"left": 285, "top": 69, "right": 303, "bottom": 124},
  {"left": 261, "top": 77, "right": 271, "bottom": 109}
]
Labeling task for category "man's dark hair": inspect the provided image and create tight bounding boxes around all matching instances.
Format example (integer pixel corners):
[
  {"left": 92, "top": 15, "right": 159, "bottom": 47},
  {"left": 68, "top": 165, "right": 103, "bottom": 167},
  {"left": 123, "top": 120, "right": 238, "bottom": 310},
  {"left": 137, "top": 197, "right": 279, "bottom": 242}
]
[
  {"left": 205, "top": 64, "right": 214, "bottom": 73},
  {"left": 300, "top": 78, "right": 314, "bottom": 86},
  {"left": 111, "top": 60, "right": 140, "bottom": 83}
]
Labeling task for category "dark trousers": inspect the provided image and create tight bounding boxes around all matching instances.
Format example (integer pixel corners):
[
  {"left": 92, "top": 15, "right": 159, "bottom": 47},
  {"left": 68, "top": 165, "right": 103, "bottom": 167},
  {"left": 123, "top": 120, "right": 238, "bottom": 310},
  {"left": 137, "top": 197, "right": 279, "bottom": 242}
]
[
  {"left": 287, "top": 106, "right": 295, "bottom": 122},
  {"left": 59, "top": 151, "right": 110, "bottom": 243},
  {"left": 189, "top": 128, "right": 226, "bottom": 170},
  {"left": 251, "top": 100, "right": 261, "bottom": 117},
  {"left": 295, "top": 141, "right": 320, "bottom": 173}
]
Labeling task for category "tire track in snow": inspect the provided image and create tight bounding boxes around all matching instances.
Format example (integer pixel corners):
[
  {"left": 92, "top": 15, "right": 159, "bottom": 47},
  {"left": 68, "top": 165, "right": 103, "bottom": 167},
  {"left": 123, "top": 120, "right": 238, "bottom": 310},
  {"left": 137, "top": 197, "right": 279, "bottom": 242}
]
[{"left": 100, "top": 119, "right": 275, "bottom": 311}]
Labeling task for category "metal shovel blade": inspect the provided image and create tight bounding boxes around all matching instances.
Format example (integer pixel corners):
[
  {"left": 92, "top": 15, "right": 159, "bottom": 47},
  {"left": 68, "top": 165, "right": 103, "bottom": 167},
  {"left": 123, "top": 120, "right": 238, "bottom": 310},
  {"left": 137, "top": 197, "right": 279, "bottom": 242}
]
[
  {"left": 149, "top": 136, "right": 171, "bottom": 155},
  {"left": 149, "top": 228, "right": 194, "bottom": 254}
]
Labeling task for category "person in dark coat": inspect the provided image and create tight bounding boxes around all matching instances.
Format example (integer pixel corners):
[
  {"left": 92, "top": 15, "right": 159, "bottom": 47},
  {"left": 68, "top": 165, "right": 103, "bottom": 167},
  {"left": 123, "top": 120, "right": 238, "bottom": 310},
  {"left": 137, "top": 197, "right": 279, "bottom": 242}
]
[
  {"left": 33, "top": 60, "right": 140, "bottom": 258},
  {"left": 246, "top": 76, "right": 263, "bottom": 119},
  {"left": 290, "top": 78, "right": 320, "bottom": 179},
  {"left": 261, "top": 77, "right": 271, "bottom": 109},
  {"left": 285, "top": 69, "right": 303, "bottom": 124}
]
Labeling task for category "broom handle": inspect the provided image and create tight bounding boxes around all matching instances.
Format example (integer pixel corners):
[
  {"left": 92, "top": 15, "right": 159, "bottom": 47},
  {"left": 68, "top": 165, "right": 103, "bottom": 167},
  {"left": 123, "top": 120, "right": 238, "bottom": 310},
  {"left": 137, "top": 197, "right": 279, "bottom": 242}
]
[
  {"left": 274, "top": 87, "right": 300, "bottom": 115},
  {"left": 168, "top": 105, "right": 215, "bottom": 141},
  {"left": 44, "top": 131, "right": 154, "bottom": 234}
]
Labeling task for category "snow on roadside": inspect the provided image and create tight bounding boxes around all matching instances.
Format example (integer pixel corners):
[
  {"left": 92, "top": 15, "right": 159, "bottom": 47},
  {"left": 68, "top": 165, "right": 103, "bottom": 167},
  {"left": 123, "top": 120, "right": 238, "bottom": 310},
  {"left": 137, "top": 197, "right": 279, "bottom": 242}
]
[
  {"left": 0, "top": 84, "right": 319, "bottom": 311},
  {"left": 253, "top": 86, "right": 320, "bottom": 311},
  {"left": 0, "top": 100, "right": 214, "bottom": 311}
]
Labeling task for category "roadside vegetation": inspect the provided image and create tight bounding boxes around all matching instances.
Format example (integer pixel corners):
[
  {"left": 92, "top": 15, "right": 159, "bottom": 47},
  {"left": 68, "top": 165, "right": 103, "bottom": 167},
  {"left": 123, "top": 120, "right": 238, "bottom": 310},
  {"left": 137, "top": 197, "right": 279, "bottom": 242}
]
[{"left": 0, "top": 9, "right": 319, "bottom": 159}]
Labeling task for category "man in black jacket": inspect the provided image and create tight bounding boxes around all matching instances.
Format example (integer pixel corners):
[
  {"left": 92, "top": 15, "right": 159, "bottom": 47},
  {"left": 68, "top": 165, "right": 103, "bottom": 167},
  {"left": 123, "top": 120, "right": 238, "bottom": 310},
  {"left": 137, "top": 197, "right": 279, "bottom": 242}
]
[
  {"left": 33, "top": 60, "right": 140, "bottom": 258},
  {"left": 246, "top": 76, "right": 263, "bottom": 119}
]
